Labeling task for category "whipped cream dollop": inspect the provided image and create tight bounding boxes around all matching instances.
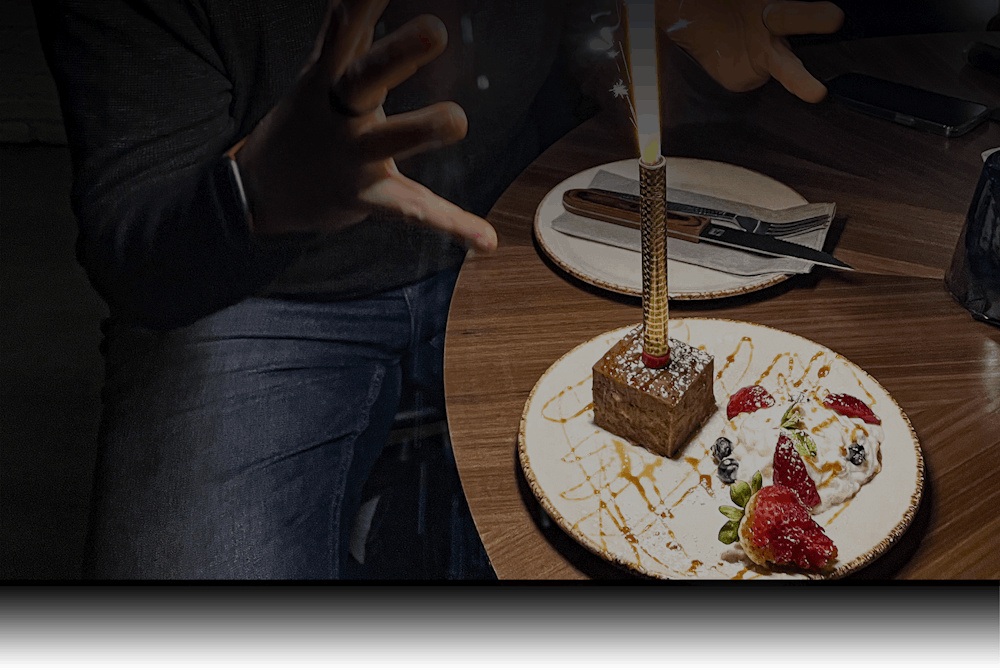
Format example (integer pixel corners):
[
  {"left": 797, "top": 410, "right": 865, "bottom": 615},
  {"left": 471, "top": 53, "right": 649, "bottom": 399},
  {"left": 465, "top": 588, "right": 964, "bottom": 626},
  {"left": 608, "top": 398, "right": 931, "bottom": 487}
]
[{"left": 719, "top": 390, "right": 883, "bottom": 514}]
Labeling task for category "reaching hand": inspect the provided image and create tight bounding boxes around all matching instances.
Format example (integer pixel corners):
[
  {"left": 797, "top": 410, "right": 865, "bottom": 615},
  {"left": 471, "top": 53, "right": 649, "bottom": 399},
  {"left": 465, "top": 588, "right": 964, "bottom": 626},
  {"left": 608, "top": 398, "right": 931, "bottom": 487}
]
[
  {"left": 233, "top": 0, "right": 497, "bottom": 252},
  {"left": 658, "top": 0, "right": 844, "bottom": 102}
]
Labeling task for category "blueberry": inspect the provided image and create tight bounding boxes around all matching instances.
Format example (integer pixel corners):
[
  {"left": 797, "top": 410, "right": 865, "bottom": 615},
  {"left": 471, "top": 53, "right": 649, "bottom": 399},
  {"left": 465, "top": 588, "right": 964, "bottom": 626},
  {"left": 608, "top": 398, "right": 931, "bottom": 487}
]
[
  {"left": 718, "top": 457, "right": 739, "bottom": 484},
  {"left": 711, "top": 437, "right": 733, "bottom": 463},
  {"left": 847, "top": 443, "right": 866, "bottom": 466}
]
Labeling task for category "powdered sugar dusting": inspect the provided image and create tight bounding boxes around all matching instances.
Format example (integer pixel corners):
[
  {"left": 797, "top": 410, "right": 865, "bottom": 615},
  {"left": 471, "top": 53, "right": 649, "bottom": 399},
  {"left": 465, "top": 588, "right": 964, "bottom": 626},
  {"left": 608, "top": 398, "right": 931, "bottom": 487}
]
[{"left": 606, "top": 325, "right": 713, "bottom": 399}]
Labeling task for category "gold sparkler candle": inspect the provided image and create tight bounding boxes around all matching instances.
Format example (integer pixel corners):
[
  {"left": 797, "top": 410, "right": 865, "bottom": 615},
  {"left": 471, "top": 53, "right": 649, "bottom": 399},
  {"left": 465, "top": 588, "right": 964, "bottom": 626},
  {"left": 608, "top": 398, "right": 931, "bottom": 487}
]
[
  {"left": 591, "top": 2, "right": 716, "bottom": 458},
  {"left": 623, "top": 0, "right": 669, "bottom": 368},
  {"left": 640, "top": 155, "right": 669, "bottom": 368}
]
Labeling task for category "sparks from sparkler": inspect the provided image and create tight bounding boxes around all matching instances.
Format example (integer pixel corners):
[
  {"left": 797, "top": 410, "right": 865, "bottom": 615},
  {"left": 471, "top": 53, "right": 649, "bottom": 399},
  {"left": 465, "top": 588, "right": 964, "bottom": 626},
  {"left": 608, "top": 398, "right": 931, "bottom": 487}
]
[
  {"left": 611, "top": 43, "right": 638, "bottom": 132},
  {"left": 589, "top": 4, "right": 638, "bottom": 131},
  {"left": 665, "top": 18, "right": 693, "bottom": 33},
  {"left": 664, "top": 0, "right": 694, "bottom": 34},
  {"left": 594, "top": 2, "right": 685, "bottom": 145}
]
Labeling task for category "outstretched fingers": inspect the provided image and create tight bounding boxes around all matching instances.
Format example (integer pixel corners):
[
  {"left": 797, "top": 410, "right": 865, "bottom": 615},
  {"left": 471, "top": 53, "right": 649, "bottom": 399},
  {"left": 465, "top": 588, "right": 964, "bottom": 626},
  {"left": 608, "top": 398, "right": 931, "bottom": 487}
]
[
  {"left": 316, "top": 0, "right": 390, "bottom": 82},
  {"left": 762, "top": 2, "right": 844, "bottom": 37},
  {"left": 337, "top": 14, "right": 449, "bottom": 114},
  {"left": 761, "top": 2, "right": 843, "bottom": 102},
  {"left": 363, "top": 173, "right": 497, "bottom": 253},
  {"left": 304, "top": 0, "right": 490, "bottom": 251},
  {"left": 767, "top": 37, "right": 828, "bottom": 102},
  {"left": 354, "top": 101, "right": 467, "bottom": 162}
]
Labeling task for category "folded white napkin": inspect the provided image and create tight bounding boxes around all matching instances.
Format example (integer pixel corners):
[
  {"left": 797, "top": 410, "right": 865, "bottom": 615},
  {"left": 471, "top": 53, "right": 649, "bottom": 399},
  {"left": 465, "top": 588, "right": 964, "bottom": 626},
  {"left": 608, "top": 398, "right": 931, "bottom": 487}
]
[{"left": 552, "top": 170, "right": 836, "bottom": 276}]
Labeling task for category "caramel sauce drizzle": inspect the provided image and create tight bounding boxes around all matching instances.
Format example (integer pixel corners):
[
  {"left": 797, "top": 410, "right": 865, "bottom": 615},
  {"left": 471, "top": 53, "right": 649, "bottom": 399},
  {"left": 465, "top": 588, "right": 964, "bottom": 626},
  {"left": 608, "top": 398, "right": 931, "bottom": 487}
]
[
  {"left": 827, "top": 499, "right": 852, "bottom": 524},
  {"left": 795, "top": 352, "right": 827, "bottom": 388},
  {"left": 542, "top": 376, "right": 592, "bottom": 423},
  {"left": 754, "top": 351, "right": 790, "bottom": 386},
  {"left": 716, "top": 337, "right": 754, "bottom": 396},
  {"left": 810, "top": 416, "right": 838, "bottom": 435},
  {"left": 815, "top": 460, "right": 844, "bottom": 489},
  {"left": 844, "top": 361, "right": 879, "bottom": 408},
  {"left": 753, "top": 351, "right": 833, "bottom": 397}
]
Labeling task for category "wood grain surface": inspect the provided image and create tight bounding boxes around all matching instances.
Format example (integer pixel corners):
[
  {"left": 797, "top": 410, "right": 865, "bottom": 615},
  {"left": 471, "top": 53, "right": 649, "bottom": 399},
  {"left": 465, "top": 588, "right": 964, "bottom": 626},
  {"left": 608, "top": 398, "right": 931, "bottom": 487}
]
[{"left": 444, "top": 32, "right": 1000, "bottom": 580}]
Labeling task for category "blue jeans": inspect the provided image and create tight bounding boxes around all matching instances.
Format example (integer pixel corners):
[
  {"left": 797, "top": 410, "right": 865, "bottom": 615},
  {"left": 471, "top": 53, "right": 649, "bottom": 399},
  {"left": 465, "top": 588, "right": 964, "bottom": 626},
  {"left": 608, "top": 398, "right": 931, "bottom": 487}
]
[{"left": 83, "top": 268, "right": 460, "bottom": 579}]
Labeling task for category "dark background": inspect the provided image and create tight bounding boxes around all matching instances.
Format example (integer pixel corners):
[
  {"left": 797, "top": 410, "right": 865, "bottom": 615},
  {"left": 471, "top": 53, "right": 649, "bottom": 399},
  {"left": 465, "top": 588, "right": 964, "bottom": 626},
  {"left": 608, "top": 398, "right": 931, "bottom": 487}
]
[{"left": 3, "top": 0, "right": 999, "bottom": 580}]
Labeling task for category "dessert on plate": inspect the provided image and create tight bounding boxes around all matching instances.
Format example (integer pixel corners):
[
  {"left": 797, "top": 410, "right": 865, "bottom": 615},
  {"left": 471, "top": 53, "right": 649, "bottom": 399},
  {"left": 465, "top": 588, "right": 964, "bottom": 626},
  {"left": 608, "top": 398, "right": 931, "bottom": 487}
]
[
  {"left": 713, "top": 384, "right": 884, "bottom": 514},
  {"left": 716, "top": 384, "right": 885, "bottom": 572},
  {"left": 592, "top": 324, "right": 715, "bottom": 458},
  {"left": 719, "top": 476, "right": 839, "bottom": 572}
]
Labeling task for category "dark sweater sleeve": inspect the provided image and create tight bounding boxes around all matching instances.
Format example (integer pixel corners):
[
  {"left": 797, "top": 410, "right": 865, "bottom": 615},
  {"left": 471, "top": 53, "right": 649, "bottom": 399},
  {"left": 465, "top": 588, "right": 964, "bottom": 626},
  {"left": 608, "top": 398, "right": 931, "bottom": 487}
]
[{"left": 34, "top": 1, "right": 308, "bottom": 330}]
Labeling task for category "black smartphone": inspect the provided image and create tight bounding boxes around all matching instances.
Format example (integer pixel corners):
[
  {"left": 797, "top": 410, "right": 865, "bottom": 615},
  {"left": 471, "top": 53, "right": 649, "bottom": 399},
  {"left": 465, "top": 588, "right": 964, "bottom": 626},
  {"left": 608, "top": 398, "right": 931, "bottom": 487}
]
[{"left": 826, "top": 72, "right": 992, "bottom": 137}]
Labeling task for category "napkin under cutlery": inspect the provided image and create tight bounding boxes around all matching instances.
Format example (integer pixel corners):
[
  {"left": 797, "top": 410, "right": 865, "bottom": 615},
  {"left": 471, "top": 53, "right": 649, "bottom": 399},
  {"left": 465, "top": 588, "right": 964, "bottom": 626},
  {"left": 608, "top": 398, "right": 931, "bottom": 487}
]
[{"left": 552, "top": 170, "right": 837, "bottom": 276}]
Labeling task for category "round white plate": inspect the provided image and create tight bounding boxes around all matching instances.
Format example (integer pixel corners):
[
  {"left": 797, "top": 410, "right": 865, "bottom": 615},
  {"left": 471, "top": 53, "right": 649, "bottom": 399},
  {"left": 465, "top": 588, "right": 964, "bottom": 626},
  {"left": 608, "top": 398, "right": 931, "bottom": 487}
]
[
  {"left": 534, "top": 158, "right": 807, "bottom": 299},
  {"left": 518, "top": 319, "right": 924, "bottom": 580}
]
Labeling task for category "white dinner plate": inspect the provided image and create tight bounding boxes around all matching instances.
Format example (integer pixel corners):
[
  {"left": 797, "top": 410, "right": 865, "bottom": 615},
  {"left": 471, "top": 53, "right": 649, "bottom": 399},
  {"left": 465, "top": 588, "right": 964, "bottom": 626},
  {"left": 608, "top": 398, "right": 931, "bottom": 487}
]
[
  {"left": 518, "top": 319, "right": 924, "bottom": 579},
  {"left": 534, "top": 158, "right": 809, "bottom": 299}
]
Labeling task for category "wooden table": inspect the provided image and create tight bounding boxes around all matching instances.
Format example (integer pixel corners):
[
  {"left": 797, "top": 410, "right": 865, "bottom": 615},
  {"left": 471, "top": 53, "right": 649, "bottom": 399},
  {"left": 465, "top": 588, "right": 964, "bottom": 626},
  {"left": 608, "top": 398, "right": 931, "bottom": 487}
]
[{"left": 443, "top": 32, "right": 1000, "bottom": 579}]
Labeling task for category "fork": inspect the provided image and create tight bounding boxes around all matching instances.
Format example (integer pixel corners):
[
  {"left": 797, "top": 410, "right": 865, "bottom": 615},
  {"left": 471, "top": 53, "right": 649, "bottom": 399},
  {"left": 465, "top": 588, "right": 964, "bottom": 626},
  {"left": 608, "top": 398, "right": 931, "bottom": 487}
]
[{"left": 665, "top": 201, "right": 828, "bottom": 237}]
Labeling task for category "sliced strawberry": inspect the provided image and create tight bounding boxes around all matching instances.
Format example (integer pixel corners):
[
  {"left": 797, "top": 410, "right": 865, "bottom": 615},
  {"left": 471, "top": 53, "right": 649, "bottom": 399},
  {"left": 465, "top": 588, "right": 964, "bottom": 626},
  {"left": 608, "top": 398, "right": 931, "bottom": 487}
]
[
  {"left": 773, "top": 434, "right": 821, "bottom": 509},
  {"left": 739, "top": 485, "right": 837, "bottom": 571},
  {"left": 726, "top": 385, "right": 775, "bottom": 420},
  {"left": 822, "top": 393, "right": 881, "bottom": 425}
]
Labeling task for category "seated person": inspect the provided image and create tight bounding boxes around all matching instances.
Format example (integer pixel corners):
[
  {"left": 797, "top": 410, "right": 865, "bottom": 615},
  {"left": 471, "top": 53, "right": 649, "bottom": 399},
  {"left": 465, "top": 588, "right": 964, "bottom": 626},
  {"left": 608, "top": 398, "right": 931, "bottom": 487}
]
[{"left": 35, "top": 0, "right": 844, "bottom": 579}]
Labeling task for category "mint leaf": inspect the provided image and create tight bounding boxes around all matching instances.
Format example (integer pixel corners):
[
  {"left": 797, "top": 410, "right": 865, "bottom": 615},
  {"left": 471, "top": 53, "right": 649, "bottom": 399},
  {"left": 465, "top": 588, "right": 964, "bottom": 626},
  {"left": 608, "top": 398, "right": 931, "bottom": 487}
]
[
  {"left": 730, "top": 481, "right": 752, "bottom": 507},
  {"left": 751, "top": 471, "right": 763, "bottom": 494},
  {"left": 781, "top": 405, "right": 801, "bottom": 429},
  {"left": 718, "top": 519, "right": 740, "bottom": 544},
  {"left": 788, "top": 429, "right": 817, "bottom": 458},
  {"left": 719, "top": 505, "right": 744, "bottom": 520}
]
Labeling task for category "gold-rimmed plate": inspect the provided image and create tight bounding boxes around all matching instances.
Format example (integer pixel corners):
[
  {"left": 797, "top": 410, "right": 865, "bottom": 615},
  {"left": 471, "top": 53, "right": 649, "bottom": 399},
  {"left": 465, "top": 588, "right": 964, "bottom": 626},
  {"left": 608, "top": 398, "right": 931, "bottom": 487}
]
[
  {"left": 534, "top": 158, "right": 808, "bottom": 299},
  {"left": 518, "top": 319, "right": 923, "bottom": 579}
]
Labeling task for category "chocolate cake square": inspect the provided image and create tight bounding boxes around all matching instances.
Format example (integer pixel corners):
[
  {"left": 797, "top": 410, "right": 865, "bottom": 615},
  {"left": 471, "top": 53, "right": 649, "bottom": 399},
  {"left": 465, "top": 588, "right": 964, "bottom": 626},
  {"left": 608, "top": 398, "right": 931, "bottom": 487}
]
[{"left": 592, "top": 326, "right": 716, "bottom": 458}]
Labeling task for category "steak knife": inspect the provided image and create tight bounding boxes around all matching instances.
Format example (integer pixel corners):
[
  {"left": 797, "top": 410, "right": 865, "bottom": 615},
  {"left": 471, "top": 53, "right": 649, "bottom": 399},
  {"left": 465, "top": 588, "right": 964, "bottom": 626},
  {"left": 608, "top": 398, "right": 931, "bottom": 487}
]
[{"left": 560, "top": 188, "right": 853, "bottom": 272}]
